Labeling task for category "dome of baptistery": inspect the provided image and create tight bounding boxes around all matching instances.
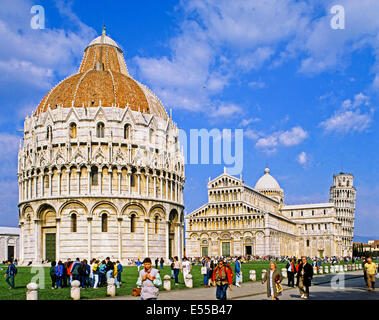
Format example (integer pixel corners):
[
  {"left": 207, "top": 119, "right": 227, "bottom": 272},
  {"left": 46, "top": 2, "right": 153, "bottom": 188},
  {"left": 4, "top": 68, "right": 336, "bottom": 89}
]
[
  {"left": 17, "top": 28, "right": 185, "bottom": 266},
  {"left": 254, "top": 167, "right": 284, "bottom": 203}
]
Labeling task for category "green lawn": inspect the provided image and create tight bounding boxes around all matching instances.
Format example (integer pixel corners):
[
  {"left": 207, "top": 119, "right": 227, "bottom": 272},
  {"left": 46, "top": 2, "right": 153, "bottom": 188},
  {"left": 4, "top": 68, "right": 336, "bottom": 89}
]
[{"left": 0, "top": 261, "right": 362, "bottom": 300}]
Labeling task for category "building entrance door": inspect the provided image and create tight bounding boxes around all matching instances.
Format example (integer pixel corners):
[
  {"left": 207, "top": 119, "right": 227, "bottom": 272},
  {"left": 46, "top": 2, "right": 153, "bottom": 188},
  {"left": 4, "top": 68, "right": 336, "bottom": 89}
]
[
  {"left": 222, "top": 242, "right": 230, "bottom": 257},
  {"left": 245, "top": 245, "right": 252, "bottom": 255},
  {"left": 201, "top": 247, "right": 208, "bottom": 257},
  {"left": 45, "top": 233, "right": 56, "bottom": 261},
  {"left": 7, "top": 246, "right": 14, "bottom": 261}
]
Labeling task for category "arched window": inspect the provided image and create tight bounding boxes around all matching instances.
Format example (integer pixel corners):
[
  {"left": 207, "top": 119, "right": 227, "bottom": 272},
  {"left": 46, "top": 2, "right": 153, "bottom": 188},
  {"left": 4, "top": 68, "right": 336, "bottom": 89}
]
[
  {"left": 69, "top": 123, "right": 77, "bottom": 139},
  {"left": 97, "top": 122, "right": 105, "bottom": 138},
  {"left": 154, "top": 215, "right": 159, "bottom": 234},
  {"left": 101, "top": 213, "right": 108, "bottom": 232},
  {"left": 91, "top": 167, "right": 99, "bottom": 186},
  {"left": 131, "top": 173, "right": 135, "bottom": 187},
  {"left": 130, "top": 214, "right": 136, "bottom": 233},
  {"left": 306, "top": 240, "right": 310, "bottom": 247},
  {"left": 46, "top": 125, "right": 53, "bottom": 140},
  {"left": 149, "top": 129, "right": 154, "bottom": 143},
  {"left": 124, "top": 124, "right": 130, "bottom": 139},
  {"left": 71, "top": 213, "right": 77, "bottom": 232}
]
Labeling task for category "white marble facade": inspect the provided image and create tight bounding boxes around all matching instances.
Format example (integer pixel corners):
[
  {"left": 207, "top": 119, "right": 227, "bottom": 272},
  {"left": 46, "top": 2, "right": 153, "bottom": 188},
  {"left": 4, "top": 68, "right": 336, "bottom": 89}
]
[
  {"left": 185, "top": 169, "right": 356, "bottom": 258},
  {"left": 0, "top": 227, "right": 20, "bottom": 262},
  {"left": 17, "top": 32, "right": 185, "bottom": 265}
]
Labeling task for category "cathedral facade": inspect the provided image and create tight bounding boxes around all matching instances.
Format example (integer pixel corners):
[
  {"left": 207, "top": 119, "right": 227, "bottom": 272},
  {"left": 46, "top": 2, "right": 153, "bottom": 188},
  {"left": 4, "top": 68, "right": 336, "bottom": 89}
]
[
  {"left": 18, "top": 30, "right": 185, "bottom": 265},
  {"left": 185, "top": 168, "right": 356, "bottom": 258}
]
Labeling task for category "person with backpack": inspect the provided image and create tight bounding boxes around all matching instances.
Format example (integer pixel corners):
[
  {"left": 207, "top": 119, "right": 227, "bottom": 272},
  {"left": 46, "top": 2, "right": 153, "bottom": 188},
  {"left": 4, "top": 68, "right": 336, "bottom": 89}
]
[
  {"left": 78, "top": 259, "right": 88, "bottom": 288},
  {"left": 50, "top": 261, "right": 57, "bottom": 289},
  {"left": 55, "top": 261, "right": 64, "bottom": 288},
  {"left": 71, "top": 258, "right": 81, "bottom": 282},
  {"left": 4, "top": 260, "right": 17, "bottom": 289},
  {"left": 212, "top": 259, "right": 233, "bottom": 300},
  {"left": 99, "top": 260, "right": 106, "bottom": 286}
]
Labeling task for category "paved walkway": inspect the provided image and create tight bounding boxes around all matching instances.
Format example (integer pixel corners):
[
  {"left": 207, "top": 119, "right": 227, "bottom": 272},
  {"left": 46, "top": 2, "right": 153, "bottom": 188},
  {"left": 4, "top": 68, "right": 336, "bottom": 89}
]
[{"left": 101, "top": 270, "right": 376, "bottom": 300}]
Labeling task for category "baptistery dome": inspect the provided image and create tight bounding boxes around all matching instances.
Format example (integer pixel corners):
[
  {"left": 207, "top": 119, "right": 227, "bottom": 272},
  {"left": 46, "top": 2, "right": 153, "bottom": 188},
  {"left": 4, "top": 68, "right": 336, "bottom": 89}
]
[
  {"left": 35, "top": 28, "right": 167, "bottom": 120},
  {"left": 18, "top": 29, "right": 184, "bottom": 266}
]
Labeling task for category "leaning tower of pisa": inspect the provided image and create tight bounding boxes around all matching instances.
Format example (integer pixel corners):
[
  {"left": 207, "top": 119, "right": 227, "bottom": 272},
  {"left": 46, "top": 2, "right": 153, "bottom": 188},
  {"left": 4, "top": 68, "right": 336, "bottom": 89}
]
[{"left": 329, "top": 173, "right": 356, "bottom": 257}]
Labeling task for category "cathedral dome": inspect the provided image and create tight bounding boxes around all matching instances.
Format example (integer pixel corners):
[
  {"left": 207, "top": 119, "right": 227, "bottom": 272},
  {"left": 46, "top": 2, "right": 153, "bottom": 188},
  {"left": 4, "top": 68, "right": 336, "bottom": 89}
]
[
  {"left": 35, "top": 29, "right": 168, "bottom": 119},
  {"left": 254, "top": 167, "right": 281, "bottom": 190}
]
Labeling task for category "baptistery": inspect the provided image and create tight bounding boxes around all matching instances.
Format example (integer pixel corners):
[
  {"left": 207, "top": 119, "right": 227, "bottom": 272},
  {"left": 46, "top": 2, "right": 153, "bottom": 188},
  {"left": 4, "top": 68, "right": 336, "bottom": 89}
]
[{"left": 17, "top": 29, "right": 185, "bottom": 265}]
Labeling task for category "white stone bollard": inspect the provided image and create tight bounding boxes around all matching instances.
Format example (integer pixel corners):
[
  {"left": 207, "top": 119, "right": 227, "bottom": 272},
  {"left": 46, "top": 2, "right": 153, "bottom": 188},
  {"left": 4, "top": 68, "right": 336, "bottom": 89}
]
[
  {"left": 262, "top": 269, "right": 267, "bottom": 281},
  {"left": 70, "top": 280, "right": 81, "bottom": 300},
  {"left": 332, "top": 265, "right": 336, "bottom": 273},
  {"left": 26, "top": 282, "right": 38, "bottom": 300},
  {"left": 318, "top": 267, "right": 323, "bottom": 275},
  {"left": 339, "top": 265, "right": 344, "bottom": 273},
  {"left": 185, "top": 274, "right": 193, "bottom": 288},
  {"left": 163, "top": 275, "right": 171, "bottom": 291},
  {"left": 281, "top": 268, "right": 287, "bottom": 278},
  {"left": 358, "top": 264, "right": 362, "bottom": 270},
  {"left": 343, "top": 265, "right": 348, "bottom": 272},
  {"left": 313, "top": 267, "right": 317, "bottom": 275},
  {"left": 324, "top": 266, "right": 329, "bottom": 274},
  {"left": 249, "top": 270, "right": 256, "bottom": 281},
  {"left": 107, "top": 278, "right": 116, "bottom": 297}
]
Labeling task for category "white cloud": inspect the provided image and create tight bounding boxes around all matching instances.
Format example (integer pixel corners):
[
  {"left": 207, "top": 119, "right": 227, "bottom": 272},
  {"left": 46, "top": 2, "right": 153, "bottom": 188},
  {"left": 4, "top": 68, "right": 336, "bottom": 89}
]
[
  {"left": 239, "top": 117, "right": 261, "bottom": 127},
  {"left": 248, "top": 81, "right": 266, "bottom": 89},
  {"left": 297, "top": 151, "right": 307, "bottom": 165},
  {"left": 255, "top": 126, "right": 308, "bottom": 152},
  {"left": 208, "top": 103, "right": 243, "bottom": 119},
  {"left": 320, "top": 93, "right": 374, "bottom": 133}
]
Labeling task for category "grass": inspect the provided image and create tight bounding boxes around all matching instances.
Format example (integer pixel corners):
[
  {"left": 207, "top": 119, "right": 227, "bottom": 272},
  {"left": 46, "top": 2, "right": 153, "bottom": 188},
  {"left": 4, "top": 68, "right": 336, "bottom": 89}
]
[{"left": 0, "top": 260, "right": 362, "bottom": 300}]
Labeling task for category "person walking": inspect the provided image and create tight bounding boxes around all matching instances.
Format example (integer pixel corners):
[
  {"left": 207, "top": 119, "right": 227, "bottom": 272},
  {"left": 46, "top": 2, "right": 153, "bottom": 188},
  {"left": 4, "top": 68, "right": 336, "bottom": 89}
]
[
  {"left": 364, "top": 257, "right": 377, "bottom": 291},
  {"left": 136, "top": 257, "right": 162, "bottom": 300},
  {"left": 286, "top": 258, "right": 296, "bottom": 287},
  {"left": 78, "top": 260, "right": 88, "bottom": 289},
  {"left": 297, "top": 256, "right": 313, "bottom": 299},
  {"left": 4, "top": 260, "right": 17, "bottom": 289},
  {"left": 261, "top": 261, "right": 283, "bottom": 300},
  {"left": 173, "top": 256, "right": 181, "bottom": 285},
  {"left": 155, "top": 258, "right": 159, "bottom": 269},
  {"left": 363, "top": 257, "right": 368, "bottom": 288},
  {"left": 50, "top": 261, "right": 57, "bottom": 289},
  {"left": 235, "top": 256, "right": 242, "bottom": 287},
  {"left": 212, "top": 259, "right": 233, "bottom": 300},
  {"left": 136, "top": 259, "right": 143, "bottom": 272},
  {"left": 113, "top": 262, "right": 120, "bottom": 288},
  {"left": 159, "top": 258, "right": 164, "bottom": 269},
  {"left": 71, "top": 258, "right": 81, "bottom": 281}
]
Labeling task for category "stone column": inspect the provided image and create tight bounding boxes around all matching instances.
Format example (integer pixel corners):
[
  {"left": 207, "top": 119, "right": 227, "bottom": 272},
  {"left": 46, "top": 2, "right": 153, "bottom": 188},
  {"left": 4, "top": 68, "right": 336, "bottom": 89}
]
[
  {"left": 108, "top": 171, "right": 112, "bottom": 194},
  {"left": 176, "top": 223, "right": 181, "bottom": 258},
  {"left": 146, "top": 173, "right": 149, "bottom": 197},
  {"left": 66, "top": 170, "right": 70, "bottom": 195},
  {"left": 118, "top": 171, "right": 122, "bottom": 194},
  {"left": 166, "top": 177, "right": 169, "bottom": 200},
  {"left": 49, "top": 173, "right": 53, "bottom": 197},
  {"left": 153, "top": 174, "right": 157, "bottom": 198},
  {"left": 57, "top": 171, "right": 61, "bottom": 196},
  {"left": 87, "top": 168, "right": 91, "bottom": 195},
  {"left": 170, "top": 178, "right": 173, "bottom": 201},
  {"left": 160, "top": 174, "right": 164, "bottom": 199},
  {"left": 127, "top": 170, "right": 131, "bottom": 195},
  {"left": 87, "top": 217, "right": 92, "bottom": 260},
  {"left": 56, "top": 218, "right": 60, "bottom": 260},
  {"left": 34, "top": 174, "right": 38, "bottom": 198},
  {"left": 34, "top": 219, "right": 40, "bottom": 263},
  {"left": 165, "top": 221, "right": 170, "bottom": 260},
  {"left": 99, "top": 172, "right": 102, "bottom": 194},
  {"left": 118, "top": 217, "right": 123, "bottom": 261},
  {"left": 76, "top": 169, "right": 81, "bottom": 195},
  {"left": 144, "top": 219, "right": 150, "bottom": 257},
  {"left": 19, "top": 222, "right": 24, "bottom": 262},
  {"left": 137, "top": 170, "right": 141, "bottom": 196}
]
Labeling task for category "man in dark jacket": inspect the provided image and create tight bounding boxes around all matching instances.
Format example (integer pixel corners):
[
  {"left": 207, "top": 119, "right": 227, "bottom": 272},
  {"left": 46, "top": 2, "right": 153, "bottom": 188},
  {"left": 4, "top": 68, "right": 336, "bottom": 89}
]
[
  {"left": 286, "top": 258, "right": 296, "bottom": 287},
  {"left": 105, "top": 257, "right": 114, "bottom": 280},
  {"left": 4, "top": 260, "right": 17, "bottom": 289},
  {"left": 297, "top": 256, "right": 313, "bottom": 299}
]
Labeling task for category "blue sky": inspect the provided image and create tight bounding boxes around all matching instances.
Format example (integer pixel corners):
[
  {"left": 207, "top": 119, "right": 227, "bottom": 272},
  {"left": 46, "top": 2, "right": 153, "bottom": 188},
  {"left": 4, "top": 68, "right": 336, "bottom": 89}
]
[{"left": 0, "top": 0, "right": 378, "bottom": 239}]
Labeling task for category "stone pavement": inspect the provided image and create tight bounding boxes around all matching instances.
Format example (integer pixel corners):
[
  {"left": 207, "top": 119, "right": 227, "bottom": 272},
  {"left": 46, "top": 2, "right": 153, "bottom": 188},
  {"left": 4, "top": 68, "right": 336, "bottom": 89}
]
[{"left": 101, "top": 270, "right": 376, "bottom": 300}]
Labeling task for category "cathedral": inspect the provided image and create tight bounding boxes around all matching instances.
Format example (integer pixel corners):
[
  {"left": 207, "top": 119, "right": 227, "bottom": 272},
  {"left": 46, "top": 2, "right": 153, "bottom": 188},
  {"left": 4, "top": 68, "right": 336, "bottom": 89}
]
[
  {"left": 17, "top": 29, "right": 185, "bottom": 265},
  {"left": 185, "top": 168, "right": 356, "bottom": 258}
]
